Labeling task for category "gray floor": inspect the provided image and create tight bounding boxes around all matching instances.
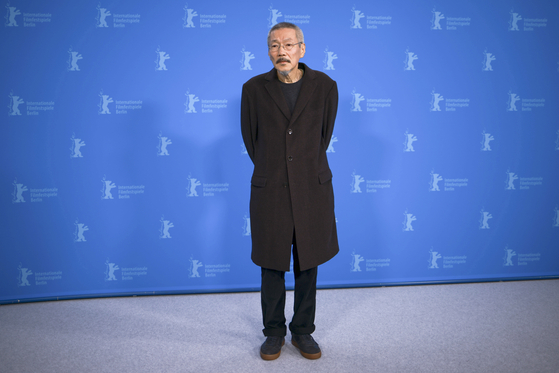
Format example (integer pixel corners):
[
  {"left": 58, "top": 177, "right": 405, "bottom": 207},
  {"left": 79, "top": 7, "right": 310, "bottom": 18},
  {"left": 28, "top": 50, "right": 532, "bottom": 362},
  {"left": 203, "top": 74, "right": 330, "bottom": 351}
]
[{"left": 1, "top": 280, "right": 558, "bottom": 373}]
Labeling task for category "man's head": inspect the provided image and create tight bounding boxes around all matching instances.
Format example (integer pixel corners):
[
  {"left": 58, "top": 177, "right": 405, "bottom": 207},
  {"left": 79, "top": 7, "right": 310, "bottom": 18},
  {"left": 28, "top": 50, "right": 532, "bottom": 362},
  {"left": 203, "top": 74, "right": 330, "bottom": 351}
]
[{"left": 267, "top": 22, "right": 306, "bottom": 77}]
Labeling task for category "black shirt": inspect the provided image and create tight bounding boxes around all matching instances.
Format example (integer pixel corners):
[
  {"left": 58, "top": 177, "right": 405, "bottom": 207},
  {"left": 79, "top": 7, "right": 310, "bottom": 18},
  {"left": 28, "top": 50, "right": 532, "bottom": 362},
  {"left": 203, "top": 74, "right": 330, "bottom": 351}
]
[{"left": 279, "top": 70, "right": 304, "bottom": 115}]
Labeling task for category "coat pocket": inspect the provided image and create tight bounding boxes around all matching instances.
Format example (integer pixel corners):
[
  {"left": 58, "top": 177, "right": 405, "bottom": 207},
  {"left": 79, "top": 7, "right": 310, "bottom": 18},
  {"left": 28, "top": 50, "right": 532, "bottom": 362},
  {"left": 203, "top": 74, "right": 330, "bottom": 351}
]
[
  {"left": 251, "top": 175, "right": 267, "bottom": 187},
  {"left": 318, "top": 169, "right": 333, "bottom": 184}
]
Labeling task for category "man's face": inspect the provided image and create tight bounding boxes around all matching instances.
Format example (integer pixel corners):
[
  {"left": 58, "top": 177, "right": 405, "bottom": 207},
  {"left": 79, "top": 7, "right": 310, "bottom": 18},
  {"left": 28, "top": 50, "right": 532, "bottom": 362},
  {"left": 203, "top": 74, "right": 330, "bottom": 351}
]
[{"left": 268, "top": 28, "right": 305, "bottom": 75}]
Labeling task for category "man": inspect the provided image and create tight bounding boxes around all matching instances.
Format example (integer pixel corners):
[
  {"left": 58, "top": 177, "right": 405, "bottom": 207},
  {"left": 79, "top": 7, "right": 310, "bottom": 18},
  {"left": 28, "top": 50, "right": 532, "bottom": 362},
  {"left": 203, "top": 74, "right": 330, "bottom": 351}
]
[{"left": 241, "top": 22, "right": 339, "bottom": 361}]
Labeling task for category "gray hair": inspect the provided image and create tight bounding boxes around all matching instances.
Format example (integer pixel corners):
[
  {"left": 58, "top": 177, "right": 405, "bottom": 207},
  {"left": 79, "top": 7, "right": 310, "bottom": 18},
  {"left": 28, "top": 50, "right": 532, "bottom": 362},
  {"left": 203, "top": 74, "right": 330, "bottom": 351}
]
[{"left": 267, "top": 22, "right": 304, "bottom": 47}]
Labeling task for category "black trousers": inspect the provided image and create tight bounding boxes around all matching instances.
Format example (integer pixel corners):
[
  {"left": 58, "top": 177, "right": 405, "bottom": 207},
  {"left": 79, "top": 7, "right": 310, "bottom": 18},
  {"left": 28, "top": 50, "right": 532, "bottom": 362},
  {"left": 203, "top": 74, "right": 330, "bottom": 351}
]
[{"left": 260, "top": 234, "right": 317, "bottom": 337}]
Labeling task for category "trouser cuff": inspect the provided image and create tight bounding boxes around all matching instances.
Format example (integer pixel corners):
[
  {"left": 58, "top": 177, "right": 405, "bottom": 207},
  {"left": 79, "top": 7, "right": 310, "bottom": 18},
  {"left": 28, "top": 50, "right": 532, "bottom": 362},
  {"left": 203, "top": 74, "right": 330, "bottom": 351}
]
[
  {"left": 289, "top": 323, "right": 316, "bottom": 335},
  {"left": 263, "top": 326, "right": 287, "bottom": 337}
]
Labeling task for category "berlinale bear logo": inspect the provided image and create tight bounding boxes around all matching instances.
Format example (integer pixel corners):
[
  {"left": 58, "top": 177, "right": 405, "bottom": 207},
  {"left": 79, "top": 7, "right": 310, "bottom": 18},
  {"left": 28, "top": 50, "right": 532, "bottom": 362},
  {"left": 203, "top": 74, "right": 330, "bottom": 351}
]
[
  {"left": 480, "top": 130, "right": 494, "bottom": 151},
  {"left": 5, "top": 5, "right": 21, "bottom": 27},
  {"left": 160, "top": 216, "right": 174, "bottom": 239},
  {"left": 507, "top": 91, "right": 520, "bottom": 111},
  {"left": 96, "top": 5, "right": 111, "bottom": 28},
  {"left": 105, "top": 260, "right": 119, "bottom": 281},
  {"left": 350, "top": 252, "right": 364, "bottom": 272},
  {"left": 323, "top": 47, "right": 337, "bottom": 70},
  {"left": 403, "top": 130, "right": 417, "bottom": 152},
  {"left": 429, "top": 170, "right": 443, "bottom": 192},
  {"left": 189, "top": 257, "right": 203, "bottom": 278},
  {"left": 183, "top": 5, "right": 198, "bottom": 28},
  {"left": 430, "top": 90, "right": 444, "bottom": 111},
  {"left": 350, "top": 171, "right": 364, "bottom": 193},
  {"left": 350, "top": 90, "right": 365, "bottom": 112},
  {"left": 8, "top": 92, "right": 24, "bottom": 116},
  {"left": 428, "top": 249, "right": 442, "bottom": 269},
  {"left": 187, "top": 174, "right": 201, "bottom": 197},
  {"left": 157, "top": 133, "right": 172, "bottom": 156},
  {"left": 268, "top": 5, "right": 282, "bottom": 28},
  {"left": 17, "top": 264, "right": 33, "bottom": 286},
  {"left": 505, "top": 170, "right": 518, "bottom": 190},
  {"left": 403, "top": 210, "right": 416, "bottom": 231},
  {"left": 479, "top": 209, "right": 492, "bottom": 229},
  {"left": 431, "top": 8, "right": 445, "bottom": 30},
  {"left": 70, "top": 134, "right": 86, "bottom": 157},
  {"left": 67, "top": 48, "right": 83, "bottom": 71},
  {"left": 350, "top": 7, "right": 365, "bottom": 29},
  {"left": 98, "top": 91, "right": 113, "bottom": 114},
  {"left": 155, "top": 47, "right": 170, "bottom": 70},
  {"left": 101, "top": 176, "right": 116, "bottom": 199},
  {"left": 242, "top": 215, "right": 251, "bottom": 236},
  {"left": 74, "top": 219, "right": 89, "bottom": 242},
  {"left": 508, "top": 10, "right": 522, "bottom": 31},
  {"left": 482, "top": 49, "right": 496, "bottom": 71},
  {"left": 503, "top": 247, "right": 516, "bottom": 266},
  {"left": 404, "top": 49, "right": 418, "bottom": 70},
  {"left": 184, "top": 90, "right": 199, "bottom": 113},
  {"left": 240, "top": 48, "right": 255, "bottom": 70},
  {"left": 12, "top": 178, "right": 28, "bottom": 203}
]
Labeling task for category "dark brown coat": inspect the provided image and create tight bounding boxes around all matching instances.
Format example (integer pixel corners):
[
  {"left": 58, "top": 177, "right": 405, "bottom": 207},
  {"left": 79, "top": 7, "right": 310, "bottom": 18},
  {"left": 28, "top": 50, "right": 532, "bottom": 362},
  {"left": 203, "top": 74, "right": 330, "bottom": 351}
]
[{"left": 241, "top": 63, "right": 339, "bottom": 271}]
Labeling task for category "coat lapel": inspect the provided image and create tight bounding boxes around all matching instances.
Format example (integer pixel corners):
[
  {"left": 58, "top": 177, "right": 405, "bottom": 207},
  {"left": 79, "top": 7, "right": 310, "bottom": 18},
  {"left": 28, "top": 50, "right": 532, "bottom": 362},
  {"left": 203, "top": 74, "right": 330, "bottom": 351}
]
[
  {"left": 289, "top": 64, "right": 317, "bottom": 126},
  {"left": 264, "top": 69, "right": 291, "bottom": 120}
]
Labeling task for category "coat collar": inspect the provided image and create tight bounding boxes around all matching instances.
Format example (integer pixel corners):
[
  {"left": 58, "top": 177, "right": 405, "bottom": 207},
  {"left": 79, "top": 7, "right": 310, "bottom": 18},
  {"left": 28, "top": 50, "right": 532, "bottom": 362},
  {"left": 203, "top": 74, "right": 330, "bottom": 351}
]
[{"left": 264, "top": 63, "right": 318, "bottom": 125}]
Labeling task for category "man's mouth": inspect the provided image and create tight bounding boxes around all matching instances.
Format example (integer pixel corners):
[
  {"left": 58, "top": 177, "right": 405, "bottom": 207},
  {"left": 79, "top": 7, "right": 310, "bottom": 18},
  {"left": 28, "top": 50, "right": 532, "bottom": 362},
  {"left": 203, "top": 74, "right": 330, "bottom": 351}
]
[{"left": 276, "top": 58, "right": 290, "bottom": 64}]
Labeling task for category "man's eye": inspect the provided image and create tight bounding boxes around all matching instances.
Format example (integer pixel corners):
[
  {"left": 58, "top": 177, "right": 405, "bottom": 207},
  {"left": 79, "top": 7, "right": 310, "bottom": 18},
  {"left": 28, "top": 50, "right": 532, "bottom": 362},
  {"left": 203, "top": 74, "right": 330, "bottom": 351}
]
[
  {"left": 285, "top": 44, "right": 293, "bottom": 48},
  {"left": 271, "top": 44, "right": 279, "bottom": 49}
]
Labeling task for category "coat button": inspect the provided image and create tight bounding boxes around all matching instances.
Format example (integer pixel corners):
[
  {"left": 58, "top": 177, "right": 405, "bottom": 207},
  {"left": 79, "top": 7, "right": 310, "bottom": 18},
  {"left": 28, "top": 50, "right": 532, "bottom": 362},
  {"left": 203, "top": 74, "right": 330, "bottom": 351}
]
[
  {"left": 283, "top": 183, "right": 288, "bottom": 188},
  {"left": 288, "top": 129, "right": 293, "bottom": 135},
  {"left": 288, "top": 156, "right": 293, "bottom": 161}
]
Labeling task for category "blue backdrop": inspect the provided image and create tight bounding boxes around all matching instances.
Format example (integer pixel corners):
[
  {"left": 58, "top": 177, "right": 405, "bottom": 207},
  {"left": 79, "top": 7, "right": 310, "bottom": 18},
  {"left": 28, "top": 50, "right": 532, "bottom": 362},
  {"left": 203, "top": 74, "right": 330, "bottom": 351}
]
[{"left": 1, "top": 0, "right": 558, "bottom": 304}]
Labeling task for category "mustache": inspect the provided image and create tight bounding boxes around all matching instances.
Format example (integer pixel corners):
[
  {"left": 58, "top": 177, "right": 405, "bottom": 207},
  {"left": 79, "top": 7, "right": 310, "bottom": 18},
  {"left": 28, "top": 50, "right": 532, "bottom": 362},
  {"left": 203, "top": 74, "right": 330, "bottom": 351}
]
[{"left": 276, "top": 58, "right": 290, "bottom": 64}]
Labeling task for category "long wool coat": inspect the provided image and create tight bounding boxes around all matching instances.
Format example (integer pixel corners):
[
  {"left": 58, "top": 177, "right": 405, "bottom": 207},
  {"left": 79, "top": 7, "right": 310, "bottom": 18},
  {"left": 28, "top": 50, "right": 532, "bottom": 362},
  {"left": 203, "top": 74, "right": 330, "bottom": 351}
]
[{"left": 241, "top": 63, "right": 339, "bottom": 272}]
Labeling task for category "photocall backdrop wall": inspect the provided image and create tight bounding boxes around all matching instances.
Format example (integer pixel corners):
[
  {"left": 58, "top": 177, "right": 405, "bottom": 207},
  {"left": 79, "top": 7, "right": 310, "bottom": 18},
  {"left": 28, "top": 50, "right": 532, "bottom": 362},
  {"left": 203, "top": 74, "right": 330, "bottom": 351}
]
[{"left": 1, "top": 0, "right": 558, "bottom": 304}]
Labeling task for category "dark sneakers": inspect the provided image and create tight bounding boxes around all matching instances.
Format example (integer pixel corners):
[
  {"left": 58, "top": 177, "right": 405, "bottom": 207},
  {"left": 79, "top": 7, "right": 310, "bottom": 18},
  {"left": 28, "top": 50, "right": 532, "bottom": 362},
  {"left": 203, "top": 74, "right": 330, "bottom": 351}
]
[
  {"left": 291, "top": 334, "right": 322, "bottom": 359},
  {"left": 260, "top": 336, "right": 285, "bottom": 360}
]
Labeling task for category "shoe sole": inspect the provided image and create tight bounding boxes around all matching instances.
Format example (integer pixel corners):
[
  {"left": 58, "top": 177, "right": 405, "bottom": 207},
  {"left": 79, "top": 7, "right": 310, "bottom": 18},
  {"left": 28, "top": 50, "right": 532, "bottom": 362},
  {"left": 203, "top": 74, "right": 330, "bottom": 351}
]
[
  {"left": 260, "top": 340, "right": 285, "bottom": 361},
  {"left": 291, "top": 339, "right": 322, "bottom": 360}
]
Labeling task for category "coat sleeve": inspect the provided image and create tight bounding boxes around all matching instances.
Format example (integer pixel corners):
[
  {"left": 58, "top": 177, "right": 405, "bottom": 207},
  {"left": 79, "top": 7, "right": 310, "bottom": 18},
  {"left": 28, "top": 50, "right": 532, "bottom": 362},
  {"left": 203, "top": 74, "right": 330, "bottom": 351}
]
[
  {"left": 241, "top": 84, "right": 256, "bottom": 164},
  {"left": 322, "top": 81, "right": 338, "bottom": 146}
]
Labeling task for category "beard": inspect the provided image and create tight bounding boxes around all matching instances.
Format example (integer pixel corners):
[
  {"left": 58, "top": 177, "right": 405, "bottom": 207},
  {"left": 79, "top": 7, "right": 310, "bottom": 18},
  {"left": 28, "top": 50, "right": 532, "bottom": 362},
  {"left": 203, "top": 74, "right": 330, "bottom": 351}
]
[{"left": 276, "top": 58, "right": 295, "bottom": 77}]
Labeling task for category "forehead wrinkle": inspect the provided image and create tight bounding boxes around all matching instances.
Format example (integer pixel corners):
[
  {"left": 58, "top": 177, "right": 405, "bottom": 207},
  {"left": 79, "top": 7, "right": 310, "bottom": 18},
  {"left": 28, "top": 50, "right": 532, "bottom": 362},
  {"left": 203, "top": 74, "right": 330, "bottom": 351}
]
[{"left": 270, "top": 36, "right": 295, "bottom": 43}]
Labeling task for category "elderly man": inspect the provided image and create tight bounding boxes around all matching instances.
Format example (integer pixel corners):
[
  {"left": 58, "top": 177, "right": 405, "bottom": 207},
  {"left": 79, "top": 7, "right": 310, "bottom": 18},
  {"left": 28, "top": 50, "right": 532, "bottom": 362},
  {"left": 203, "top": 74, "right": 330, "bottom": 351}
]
[{"left": 241, "top": 22, "right": 339, "bottom": 360}]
